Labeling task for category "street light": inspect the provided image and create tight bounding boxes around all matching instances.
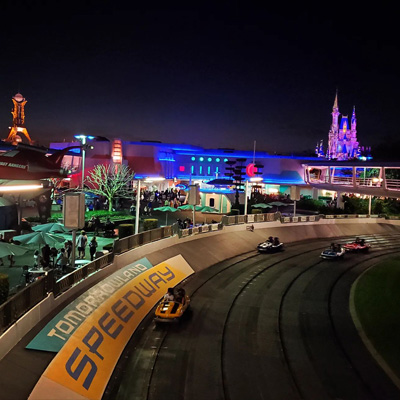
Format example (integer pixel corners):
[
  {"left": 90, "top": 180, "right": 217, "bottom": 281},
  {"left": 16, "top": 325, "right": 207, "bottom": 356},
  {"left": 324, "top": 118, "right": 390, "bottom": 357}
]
[{"left": 74, "top": 134, "right": 95, "bottom": 188}]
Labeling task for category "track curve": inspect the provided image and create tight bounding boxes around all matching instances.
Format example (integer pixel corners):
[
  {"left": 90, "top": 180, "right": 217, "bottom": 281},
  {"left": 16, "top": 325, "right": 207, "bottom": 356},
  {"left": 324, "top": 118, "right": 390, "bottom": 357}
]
[{"left": 104, "top": 234, "right": 400, "bottom": 400}]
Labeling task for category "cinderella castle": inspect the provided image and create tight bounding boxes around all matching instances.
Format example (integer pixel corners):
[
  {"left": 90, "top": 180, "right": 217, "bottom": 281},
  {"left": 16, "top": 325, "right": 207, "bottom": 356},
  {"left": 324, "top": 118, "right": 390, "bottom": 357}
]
[{"left": 316, "top": 92, "right": 371, "bottom": 160}]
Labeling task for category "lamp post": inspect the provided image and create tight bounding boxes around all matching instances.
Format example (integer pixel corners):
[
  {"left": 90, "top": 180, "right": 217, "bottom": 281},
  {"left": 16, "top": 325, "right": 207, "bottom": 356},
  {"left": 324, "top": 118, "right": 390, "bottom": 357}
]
[
  {"left": 74, "top": 134, "right": 95, "bottom": 189},
  {"left": 135, "top": 179, "right": 141, "bottom": 234}
]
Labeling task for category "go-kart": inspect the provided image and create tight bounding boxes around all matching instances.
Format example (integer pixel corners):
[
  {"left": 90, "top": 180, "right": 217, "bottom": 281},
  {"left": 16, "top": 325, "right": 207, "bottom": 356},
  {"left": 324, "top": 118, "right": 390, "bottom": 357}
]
[
  {"left": 320, "top": 245, "right": 345, "bottom": 260},
  {"left": 343, "top": 240, "right": 371, "bottom": 253},
  {"left": 257, "top": 241, "right": 284, "bottom": 253},
  {"left": 154, "top": 293, "right": 190, "bottom": 323}
]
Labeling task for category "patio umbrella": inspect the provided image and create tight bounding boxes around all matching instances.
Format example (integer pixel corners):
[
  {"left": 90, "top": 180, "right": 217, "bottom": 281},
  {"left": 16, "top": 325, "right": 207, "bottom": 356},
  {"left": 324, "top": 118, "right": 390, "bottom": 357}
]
[
  {"left": 13, "top": 231, "right": 66, "bottom": 248},
  {"left": 153, "top": 206, "right": 178, "bottom": 225},
  {"left": 178, "top": 205, "right": 203, "bottom": 211},
  {"left": 268, "top": 201, "right": 292, "bottom": 211},
  {"left": 32, "top": 222, "right": 71, "bottom": 234},
  {"left": 199, "top": 206, "right": 219, "bottom": 213},
  {"left": 0, "top": 242, "right": 29, "bottom": 258},
  {"left": 251, "top": 203, "right": 273, "bottom": 209}
]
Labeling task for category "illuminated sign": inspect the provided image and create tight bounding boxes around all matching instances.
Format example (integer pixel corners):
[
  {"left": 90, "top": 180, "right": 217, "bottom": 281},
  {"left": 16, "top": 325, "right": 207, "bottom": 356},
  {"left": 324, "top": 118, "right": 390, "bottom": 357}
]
[
  {"left": 246, "top": 163, "right": 257, "bottom": 177},
  {"left": 29, "top": 255, "right": 194, "bottom": 400}
]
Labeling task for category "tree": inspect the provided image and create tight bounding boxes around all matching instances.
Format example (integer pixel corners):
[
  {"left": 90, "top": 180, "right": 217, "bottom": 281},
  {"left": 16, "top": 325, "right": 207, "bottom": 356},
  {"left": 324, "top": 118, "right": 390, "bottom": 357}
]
[{"left": 85, "top": 164, "right": 135, "bottom": 211}]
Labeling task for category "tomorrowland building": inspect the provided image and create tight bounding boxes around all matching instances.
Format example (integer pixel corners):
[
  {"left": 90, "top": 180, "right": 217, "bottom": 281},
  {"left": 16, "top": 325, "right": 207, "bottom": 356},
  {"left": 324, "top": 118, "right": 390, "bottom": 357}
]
[
  {"left": 0, "top": 91, "right": 373, "bottom": 221},
  {"left": 50, "top": 138, "right": 317, "bottom": 213}
]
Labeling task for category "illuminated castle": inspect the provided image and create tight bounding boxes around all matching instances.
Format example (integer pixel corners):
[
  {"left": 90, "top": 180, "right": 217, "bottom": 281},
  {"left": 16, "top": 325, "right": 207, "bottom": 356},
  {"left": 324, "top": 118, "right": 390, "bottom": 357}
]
[
  {"left": 316, "top": 92, "right": 370, "bottom": 160},
  {"left": 4, "top": 93, "right": 33, "bottom": 145}
]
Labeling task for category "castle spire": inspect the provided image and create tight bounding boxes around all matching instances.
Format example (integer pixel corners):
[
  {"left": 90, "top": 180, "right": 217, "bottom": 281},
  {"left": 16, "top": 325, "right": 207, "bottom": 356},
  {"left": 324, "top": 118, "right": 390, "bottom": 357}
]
[{"left": 333, "top": 89, "right": 339, "bottom": 111}]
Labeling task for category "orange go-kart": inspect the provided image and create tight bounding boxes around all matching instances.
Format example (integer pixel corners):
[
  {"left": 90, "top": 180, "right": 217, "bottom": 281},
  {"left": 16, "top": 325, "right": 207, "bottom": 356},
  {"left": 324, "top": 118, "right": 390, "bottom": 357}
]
[{"left": 154, "top": 291, "right": 190, "bottom": 323}]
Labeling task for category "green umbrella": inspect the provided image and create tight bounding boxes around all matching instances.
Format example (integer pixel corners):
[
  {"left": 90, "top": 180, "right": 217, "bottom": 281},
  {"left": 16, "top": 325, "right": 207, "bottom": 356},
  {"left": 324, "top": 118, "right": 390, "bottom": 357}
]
[
  {"left": 13, "top": 231, "right": 66, "bottom": 248},
  {"left": 153, "top": 206, "right": 178, "bottom": 225},
  {"left": 0, "top": 242, "right": 29, "bottom": 258},
  {"left": 251, "top": 203, "right": 273, "bottom": 209},
  {"left": 178, "top": 205, "right": 203, "bottom": 211},
  {"left": 199, "top": 206, "right": 219, "bottom": 213},
  {"left": 268, "top": 201, "right": 292, "bottom": 211},
  {"left": 32, "top": 222, "right": 71, "bottom": 234}
]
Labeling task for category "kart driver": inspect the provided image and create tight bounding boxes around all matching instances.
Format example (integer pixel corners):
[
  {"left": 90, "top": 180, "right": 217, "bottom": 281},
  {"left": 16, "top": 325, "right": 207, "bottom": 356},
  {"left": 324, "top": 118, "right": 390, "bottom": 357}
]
[{"left": 163, "top": 288, "right": 175, "bottom": 302}]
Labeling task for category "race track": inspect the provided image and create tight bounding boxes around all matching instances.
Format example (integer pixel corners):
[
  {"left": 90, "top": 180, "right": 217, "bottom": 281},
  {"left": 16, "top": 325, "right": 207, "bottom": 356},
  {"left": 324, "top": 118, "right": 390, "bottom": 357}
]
[{"left": 104, "top": 234, "right": 400, "bottom": 400}]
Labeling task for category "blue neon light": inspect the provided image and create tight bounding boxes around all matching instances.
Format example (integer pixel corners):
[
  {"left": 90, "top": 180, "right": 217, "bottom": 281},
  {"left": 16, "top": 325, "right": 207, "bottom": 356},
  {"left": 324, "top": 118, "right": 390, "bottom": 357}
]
[
  {"left": 207, "top": 157, "right": 212, "bottom": 162},
  {"left": 200, "top": 157, "right": 204, "bottom": 162},
  {"left": 191, "top": 157, "right": 196, "bottom": 161},
  {"left": 216, "top": 158, "right": 220, "bottom": 162}
]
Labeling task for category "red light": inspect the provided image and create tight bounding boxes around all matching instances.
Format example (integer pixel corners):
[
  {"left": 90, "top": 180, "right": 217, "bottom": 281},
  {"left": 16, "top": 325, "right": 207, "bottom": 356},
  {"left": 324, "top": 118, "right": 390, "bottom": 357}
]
[
  {"left": 179, "top": 166, "right": 185, "bottom": 172},
  {"left": 246, "top": 163, "right": 257, "bottom": 177}
]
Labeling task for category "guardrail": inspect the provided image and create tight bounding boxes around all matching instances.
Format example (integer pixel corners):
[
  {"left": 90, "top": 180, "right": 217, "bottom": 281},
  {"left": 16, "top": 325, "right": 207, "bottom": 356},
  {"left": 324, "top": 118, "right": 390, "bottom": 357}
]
[{"left": 0, "top": 211, "right": 390, "bottom": 335}]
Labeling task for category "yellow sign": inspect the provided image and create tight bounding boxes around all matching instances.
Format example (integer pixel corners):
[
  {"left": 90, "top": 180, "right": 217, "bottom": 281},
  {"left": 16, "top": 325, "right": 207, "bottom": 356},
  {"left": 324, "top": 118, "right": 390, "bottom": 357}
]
[{"left": 29, "top": 255, "right": 194, "bottom": 400}]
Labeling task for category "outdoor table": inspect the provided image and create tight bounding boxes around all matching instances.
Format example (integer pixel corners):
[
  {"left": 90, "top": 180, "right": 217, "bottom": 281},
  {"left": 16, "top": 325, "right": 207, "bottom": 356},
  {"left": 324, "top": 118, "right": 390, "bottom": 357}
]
[
  {"left": 28, "top": 268, "right": 48, "bottom": 276},
  {"left": 73, "top": 260, "right": 91, "bottom": 268}
]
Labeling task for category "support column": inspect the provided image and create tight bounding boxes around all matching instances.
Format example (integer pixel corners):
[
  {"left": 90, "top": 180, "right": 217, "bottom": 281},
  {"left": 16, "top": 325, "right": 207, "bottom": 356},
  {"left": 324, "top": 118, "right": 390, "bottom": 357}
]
[
  {"left": 369, "top": 195, "right": 372, "bottom": 215},
  {"left": 381, "top": 167, "right": 387, "bottom": 189},
  {"left": 336, "top": 191, "right": 344, "bottom": 209},
  {"left": 135, "top": 180, "right": 141, "bottom": 234},
  {"left": 312, "top": 187, "right": 318, "bottom": 200},
  {"left": 244, "top": 180, "right": 249, "bottom": 215}
]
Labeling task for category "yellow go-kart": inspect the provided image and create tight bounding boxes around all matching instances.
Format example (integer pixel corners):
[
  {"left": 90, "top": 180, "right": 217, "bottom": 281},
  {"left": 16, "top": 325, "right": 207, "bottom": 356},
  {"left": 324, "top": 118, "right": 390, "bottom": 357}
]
[{"left": 154, "top": 290, "right": 190, "bottom": 323}]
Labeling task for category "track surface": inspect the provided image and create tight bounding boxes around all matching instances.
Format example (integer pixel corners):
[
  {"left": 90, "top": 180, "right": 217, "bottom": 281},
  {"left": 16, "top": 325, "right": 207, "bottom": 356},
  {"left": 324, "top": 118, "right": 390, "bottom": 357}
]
[{"left": 104, "top": 234, "right": 400, "bottom": 400}]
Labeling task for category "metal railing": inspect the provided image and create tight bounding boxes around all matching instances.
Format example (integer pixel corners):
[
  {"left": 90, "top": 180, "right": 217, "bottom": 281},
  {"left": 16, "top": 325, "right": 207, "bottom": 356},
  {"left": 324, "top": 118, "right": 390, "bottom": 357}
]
[{"left": 0, "top": 210, "right": 387, "bottom": 334}]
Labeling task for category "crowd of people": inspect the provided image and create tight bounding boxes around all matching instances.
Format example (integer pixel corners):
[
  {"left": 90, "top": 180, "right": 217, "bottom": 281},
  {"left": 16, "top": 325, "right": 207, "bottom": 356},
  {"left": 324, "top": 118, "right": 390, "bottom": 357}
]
[{"left": 24, "top": 230, "right": 99, "bottom": 281}]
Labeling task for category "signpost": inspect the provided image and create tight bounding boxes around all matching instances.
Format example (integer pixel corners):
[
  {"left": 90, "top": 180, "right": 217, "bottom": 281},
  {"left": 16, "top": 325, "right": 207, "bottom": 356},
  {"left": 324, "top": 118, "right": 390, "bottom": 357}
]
[{"left": 63, "top": 193, "right": 85, "bottom": 269}]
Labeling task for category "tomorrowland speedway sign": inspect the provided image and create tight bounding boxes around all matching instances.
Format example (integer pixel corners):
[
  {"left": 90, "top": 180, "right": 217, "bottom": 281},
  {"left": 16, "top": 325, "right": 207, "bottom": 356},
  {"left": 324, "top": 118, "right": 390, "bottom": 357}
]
[
  {"left": 27, "top": 257, "right": 154, "bottom": 352},
  {"left": 29, "top": 254, "right": 194, "bottom": 400}
]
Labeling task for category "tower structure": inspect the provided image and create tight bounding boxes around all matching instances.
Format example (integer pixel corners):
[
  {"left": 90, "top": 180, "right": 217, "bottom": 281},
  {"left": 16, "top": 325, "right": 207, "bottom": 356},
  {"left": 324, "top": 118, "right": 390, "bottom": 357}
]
[
  {"left": 326, "top": 92, "right": 359, "bottom": 160},
  {"left": 5, "top": 92, "right": 33, "bottom": 145}
]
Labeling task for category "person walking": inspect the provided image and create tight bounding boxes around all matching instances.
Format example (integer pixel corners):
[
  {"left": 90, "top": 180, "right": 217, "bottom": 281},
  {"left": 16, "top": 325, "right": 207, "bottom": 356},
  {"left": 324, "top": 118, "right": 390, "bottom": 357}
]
[
  {"left": 89, "top": 236, "right": 98, "bottom": 261},
  {"left": 56, "top": 248, "right": 68, "bottom": 274},
  {"left": 65, "top": 240, "right": 72, "bottom": 261},
  {"left": 76, "top": 230, "right": 88, "bottom": 259}
]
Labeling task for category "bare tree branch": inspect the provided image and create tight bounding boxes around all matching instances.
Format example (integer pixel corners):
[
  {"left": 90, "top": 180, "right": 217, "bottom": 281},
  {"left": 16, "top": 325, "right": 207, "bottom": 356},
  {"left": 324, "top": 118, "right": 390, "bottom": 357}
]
[{"left": 85, "top": 164, "right": 135, "bottom": 211}]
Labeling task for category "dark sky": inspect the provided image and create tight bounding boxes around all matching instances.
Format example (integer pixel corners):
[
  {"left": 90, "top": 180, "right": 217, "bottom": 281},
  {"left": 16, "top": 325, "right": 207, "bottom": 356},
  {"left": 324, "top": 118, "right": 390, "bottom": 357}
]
[{"left": 0, "top": 2, "right": 398, "bottom": 155}]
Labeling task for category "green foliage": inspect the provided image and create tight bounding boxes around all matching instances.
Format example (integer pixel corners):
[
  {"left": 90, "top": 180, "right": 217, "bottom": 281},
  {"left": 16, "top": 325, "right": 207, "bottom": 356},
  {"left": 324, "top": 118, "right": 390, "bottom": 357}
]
[
  {"left": 0, "top": 274, "right": 9, "bottom": 304},
  {"left": 143, "top": 219, "right": 158, "bottom": 231},
  {"left": 251, "top": 209, "right": 262, "bottom": 214},
  {"left": 119, "top": 224, "right": 134, "bottom": 239},
  {"left": 343, "top": 196, "right": 368, "bottom": 214},
  {"left": 229, "top": 208, "right": 240, "bottom": 215},
  {"left": 51, "top": 210, "right": 129, "bottom": 221},
  {"left": 297, "top": 198, "right": 325, "bottom": 211}
]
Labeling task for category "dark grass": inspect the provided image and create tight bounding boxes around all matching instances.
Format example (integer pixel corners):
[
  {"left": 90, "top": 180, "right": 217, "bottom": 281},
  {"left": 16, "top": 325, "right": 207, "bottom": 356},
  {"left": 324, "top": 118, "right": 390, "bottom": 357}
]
[{"left": 354, "top": 257, "right": 400, "bottom": 376}]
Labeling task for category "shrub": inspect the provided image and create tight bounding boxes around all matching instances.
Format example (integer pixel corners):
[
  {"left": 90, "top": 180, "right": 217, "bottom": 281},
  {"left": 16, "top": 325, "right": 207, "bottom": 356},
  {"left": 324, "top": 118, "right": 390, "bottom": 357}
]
[
  {"left": 230, "top": 209, "right": 240, "bottom": 215},
  {"left": 251, "top": 209, "right": 262, "bottom": 214},
  {"left": 119, "top": 224, "right": 134, "bottom": 239},
  {"left": 0, "top": 274, "right": 9, "bottom": 304},
  {"left": 143, "top": 219, "right": 158, "bottom": 231}
]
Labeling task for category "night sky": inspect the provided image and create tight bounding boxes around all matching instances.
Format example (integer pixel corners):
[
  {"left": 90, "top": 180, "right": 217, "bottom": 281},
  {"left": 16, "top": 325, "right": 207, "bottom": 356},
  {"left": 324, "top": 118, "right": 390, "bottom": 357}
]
[{"left": 0, "top": 3, "right": 399, "bottom": 156}]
